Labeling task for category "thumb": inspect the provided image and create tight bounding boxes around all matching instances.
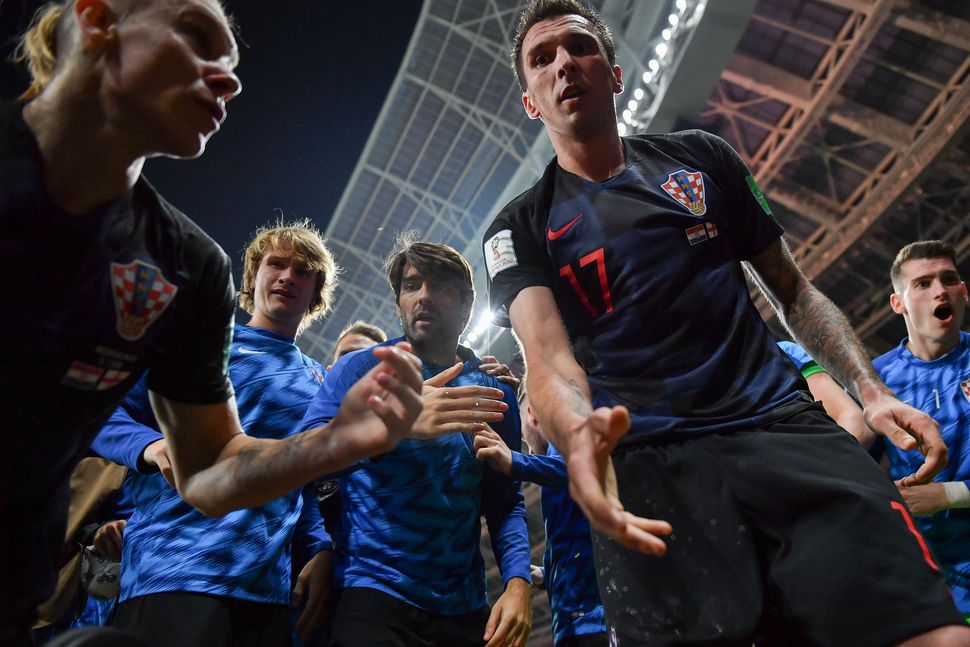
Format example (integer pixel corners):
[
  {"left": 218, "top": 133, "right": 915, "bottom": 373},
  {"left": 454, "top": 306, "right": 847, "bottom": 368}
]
[{"left": 424, "top": 362, "right": 463, "bottom": 387}]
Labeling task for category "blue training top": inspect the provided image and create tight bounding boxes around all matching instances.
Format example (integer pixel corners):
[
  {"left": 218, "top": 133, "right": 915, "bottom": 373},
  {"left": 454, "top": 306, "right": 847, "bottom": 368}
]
[
  {"left": 511, "top": 445, "right": 606, "bottom": 644},
  {"left": 873, "top": 330, "right": 970, "bottom": 613},
  {"left": 92, "top": 324, "right": 331, "bottom": 604},
  {"left": 299, "top": 338, "right": 531, "bottom": 615}
]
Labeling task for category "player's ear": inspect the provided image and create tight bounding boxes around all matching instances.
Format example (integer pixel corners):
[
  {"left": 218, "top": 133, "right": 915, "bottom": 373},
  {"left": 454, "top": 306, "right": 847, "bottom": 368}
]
[
  {"left": 890, "top": 292, "right": 905, "bottom": 315},
  {"left": 522, "top": 92, "right": 541, "bottom": 120}
]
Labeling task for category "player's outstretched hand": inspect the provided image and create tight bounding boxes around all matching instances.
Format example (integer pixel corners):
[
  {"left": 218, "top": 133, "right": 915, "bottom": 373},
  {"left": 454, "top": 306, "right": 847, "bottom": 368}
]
[
  {"left": 331, "top": 342, "right": 425, "bottom": 456},
  {"left": 567, "top": 406, "right": 672, "bottom": 555},
  {"left": 410, "top": 362, "right": 508, "bottom": 439},
  {"left": 864, "top": 392, "right": 947, "bottom": 486}
]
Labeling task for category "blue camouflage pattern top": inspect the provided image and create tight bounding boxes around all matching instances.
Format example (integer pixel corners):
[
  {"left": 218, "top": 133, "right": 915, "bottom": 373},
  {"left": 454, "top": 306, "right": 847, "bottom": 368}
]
[
  {"left": 873, "top": 330, "right": 970, "bottom": 613},
  {"left": 300, "top": 338, "right": 531, "bottom": 614},
  {"left": 511, "top": 445, "right": 606, "bottom": 643},
  {"left": 93, "top": 324, "right": 331, "bottom": 604}
]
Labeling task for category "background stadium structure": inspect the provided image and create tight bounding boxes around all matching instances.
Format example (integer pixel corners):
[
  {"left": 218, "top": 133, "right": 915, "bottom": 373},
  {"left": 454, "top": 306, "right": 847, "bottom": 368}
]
[{"left": 299, "top": 2, "right": 969, "bottom": 643}]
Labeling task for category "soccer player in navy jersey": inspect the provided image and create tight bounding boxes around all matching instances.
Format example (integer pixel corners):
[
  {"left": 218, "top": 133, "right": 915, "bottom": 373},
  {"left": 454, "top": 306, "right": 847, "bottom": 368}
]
[
  {"left": 475, "top": 385, "right": 606, "bottom": 647},
  {"left": 92, "top": 221, "right": 340, "bottom": 646},
  {"left": 300, "top": 235, "right": 532, "bottom": 647},
  {"left": 872, "top": 240, "right": 970, "bottom": 623},
  {"left": 2, "top": 2, "right": 423, "bottom": 641},
  {"left": 481, "top": 0, "right": 969, "bottom": 644}
]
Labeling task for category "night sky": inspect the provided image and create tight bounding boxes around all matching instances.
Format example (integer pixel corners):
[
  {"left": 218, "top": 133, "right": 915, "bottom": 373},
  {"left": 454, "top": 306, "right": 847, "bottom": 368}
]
[{"left": 0, "top": 1, "right": 422, "bottom": 284}]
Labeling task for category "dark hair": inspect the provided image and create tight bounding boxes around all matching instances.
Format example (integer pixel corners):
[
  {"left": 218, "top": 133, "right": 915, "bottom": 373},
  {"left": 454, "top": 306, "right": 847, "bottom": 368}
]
[
  {"left": 890, "top": 240, "right": 958, "bottom": 292},
  {"left": 511, "top": 0, "right": 616, "bottom": 92},
  {"left": 336, "top": 321, "right": 387, "bottom": 346},
  {"left": 384, "top": 230, "right": 474, "bottom": 305}
]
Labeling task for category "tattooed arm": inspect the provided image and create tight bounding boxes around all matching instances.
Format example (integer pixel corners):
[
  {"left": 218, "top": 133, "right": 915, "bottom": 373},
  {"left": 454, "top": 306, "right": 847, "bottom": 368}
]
[
  {"left": 508, "top": 286, "right": 672, "bottom": 554},
  {"left": 748, "top": 238, "right": 946, "bottom": 484},
  {"left": 149, "top": 344, "right": 425, "bottom": 516}
]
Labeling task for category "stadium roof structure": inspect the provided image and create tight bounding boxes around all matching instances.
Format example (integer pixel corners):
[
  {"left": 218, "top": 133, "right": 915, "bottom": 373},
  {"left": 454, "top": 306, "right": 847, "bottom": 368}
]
[
  {"left": 298, "top": 0, "right": 742, "bottom": 363},
  {"left": 298, "top": 1, "right": 969, "bottom": 642}
]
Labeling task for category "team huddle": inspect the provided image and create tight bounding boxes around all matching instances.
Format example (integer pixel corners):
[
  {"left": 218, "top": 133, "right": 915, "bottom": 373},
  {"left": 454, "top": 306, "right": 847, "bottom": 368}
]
[{"left": 2, "top": 0, "right": 968, "bottom": 646}]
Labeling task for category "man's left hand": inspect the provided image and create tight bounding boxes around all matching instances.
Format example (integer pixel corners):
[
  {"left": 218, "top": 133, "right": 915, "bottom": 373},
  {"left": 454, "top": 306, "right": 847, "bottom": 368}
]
[
  {"left": 478, "top": 355, "right": 520, "bottom": 391},
  {"left": 483, "top": 577, "right": 531, "bottom": 647},
  {"left": 897, "top": 482, "right": 949, "bottom": 516},
  {"left": 292, "top": 550, "right": 332, "bottom": 642},
  {"left": 863, "top": 392, "right": 947, "bottom": 485}
]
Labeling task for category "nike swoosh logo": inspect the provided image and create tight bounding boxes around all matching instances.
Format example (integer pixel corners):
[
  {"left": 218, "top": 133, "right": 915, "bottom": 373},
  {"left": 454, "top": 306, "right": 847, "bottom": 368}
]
[
  {"left": 547, "top": 213, "right": 584, "bottom": 240},
  {"left": 237, "top": 347, "right": 265, "bottom": 355}
]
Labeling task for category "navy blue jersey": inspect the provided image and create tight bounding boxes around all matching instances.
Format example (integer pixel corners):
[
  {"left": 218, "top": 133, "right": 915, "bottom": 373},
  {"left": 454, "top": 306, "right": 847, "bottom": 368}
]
[
  {"left": 874, "top": 331, "right": 970, "bottom": 613},
  {"left": 511, "top": 446, "right": 605, "bottom": 643},
  {"left": 484, "top": 131, "right": 809, "bottom": 442},
  {"left": 299, "top": 338, "right": 531, "bottom": 615},
  {"left": 92, "top": 324, "right": 330, "bottom": 604},
  {"left": 0, "top": 99, "right": 234, "bottom": 626}
]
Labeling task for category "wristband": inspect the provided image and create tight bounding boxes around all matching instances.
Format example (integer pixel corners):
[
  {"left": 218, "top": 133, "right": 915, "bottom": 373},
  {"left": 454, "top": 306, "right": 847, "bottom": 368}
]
[{"left": 943, "top": 481, "right": 970, "bottom": 508}]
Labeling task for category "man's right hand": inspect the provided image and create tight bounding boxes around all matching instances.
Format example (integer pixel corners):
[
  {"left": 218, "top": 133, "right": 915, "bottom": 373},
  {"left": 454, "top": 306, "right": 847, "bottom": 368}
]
[
  {"left": 329, "top": 342, "right": 426, "bottom": 457},
  {"left": 566, "top": 406, "right": 672, "bottom": 555},
  {"left": 143, "top": 439, "right": 174, "bottom": 487},
  {"left": 410, "top": 362, "right": 508, "bottom": 439}
]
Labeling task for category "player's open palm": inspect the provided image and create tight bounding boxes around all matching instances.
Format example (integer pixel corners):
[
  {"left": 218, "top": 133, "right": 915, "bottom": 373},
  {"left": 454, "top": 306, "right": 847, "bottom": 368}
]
[{"left": 567, "top": 406, "right": 672, "bottom": 555}]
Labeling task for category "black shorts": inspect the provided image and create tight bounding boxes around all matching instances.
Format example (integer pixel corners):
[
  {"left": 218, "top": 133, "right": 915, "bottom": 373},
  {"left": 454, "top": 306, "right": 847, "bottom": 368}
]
[
  {"left": 112, "top": 592, "right": 291, "bottom": 647},
  {"left": 593, "top": 407, "right": 965, "bottom": 646},
  {"left": 328, "top": 587, "right": 489, "bottom": 647}
]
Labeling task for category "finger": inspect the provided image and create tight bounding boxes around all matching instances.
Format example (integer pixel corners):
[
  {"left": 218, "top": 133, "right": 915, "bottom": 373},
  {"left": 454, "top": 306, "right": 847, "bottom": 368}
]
[
  {"left": 372, "top": 345, "right": 424, "bottom": 391},
  {"left": 424, "top": 362, "right": 464, "bottom": 388},
  {"left": 480, "top": 355, "right": 499, "bottom": 364},
  {"left": 292, "top": 577, "right": 305, "bottom": 608},
  {"left": 901, "top": 445, "right": 947, "bottom": 486},
  {"left": 296, "top": 589, "right": 324, "bottom": 641},
  {"left": 496, "top": 375, "right": 520, "bottom": 387},
  {"left": 437, "top": 386, "right": 508, "bottom": 401},
  {"left": 445, "top": 396, "right": 508, "bottom": 413},
  {"left": 483, "top": 605, "right": 500, "bottom": 641},
  {"left": 483, "top": 612, "right": 512, "bottom": 647}
]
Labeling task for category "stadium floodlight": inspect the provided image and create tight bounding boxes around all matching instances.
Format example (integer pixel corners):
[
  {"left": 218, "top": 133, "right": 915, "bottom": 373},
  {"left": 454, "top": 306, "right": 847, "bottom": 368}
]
[
  {"left": 648, "top": 59, "right": 660, "bottom": 72},
  {"left": 634, "top": 87, "right": 645, "bottom": 100},
  {"left": 655, "top": 43, "right": 668, "bottom": 58}
]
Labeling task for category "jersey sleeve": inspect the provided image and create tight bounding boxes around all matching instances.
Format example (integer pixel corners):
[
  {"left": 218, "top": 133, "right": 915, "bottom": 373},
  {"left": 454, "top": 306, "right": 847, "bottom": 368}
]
[
  {"left": 481, "top": 387, "right": 532, "bottom": 586},
  {"left": 483, "top": 191, "right": 555, "bottom": 328},
  {"left": 299, "top": 347, "right": 379, "bottom": 433},
  {"left": 685, "top": 130, "right": 785, "bottom": 261},
  {"left": 146, "top": 240, "right": 234, "bottom": 405},
  {"left": 91, "top": 374, "right": 165, "bottom": 473},
  {"left": 510, "top": 451, "right": 568, "bottom": 489},
  {"left": 777, "top": 341, "right": 826, "bottom": 379}
]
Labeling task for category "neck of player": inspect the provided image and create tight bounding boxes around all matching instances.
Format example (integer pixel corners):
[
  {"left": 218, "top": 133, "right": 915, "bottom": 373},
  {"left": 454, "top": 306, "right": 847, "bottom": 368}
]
[
  {"left": 552, "top": 126, "right": 626, "bottom": 182},
  {"left": 906, "top": 328, "right": 961, "bottom": 362},
  {"left": 410, "top": 338, "right": 460, "bottom": 370}
]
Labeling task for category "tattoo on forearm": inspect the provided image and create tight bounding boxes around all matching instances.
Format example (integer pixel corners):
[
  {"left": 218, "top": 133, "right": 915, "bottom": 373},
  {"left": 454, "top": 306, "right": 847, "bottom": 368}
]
[{"left": 786, "top": 282, "right": 881, "bottom": 398}]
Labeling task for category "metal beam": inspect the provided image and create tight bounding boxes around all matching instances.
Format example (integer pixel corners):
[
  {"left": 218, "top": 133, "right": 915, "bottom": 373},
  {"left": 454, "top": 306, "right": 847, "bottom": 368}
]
[
  {"left": 894, "top": 0, "right": 970, "bottom": 52},
  {"left": 753, "top": 0, "right": 897, "bottom": 187},
  {"left": 767, "top": 179, "right": 842, "bottom": 225},
  {"left": 828, "top": 95, "right": 913, "bottom": 149},
  {"left": 798, "top": 70, "right": 970, "bottom": 279},
  {"left": 721, "top": 53, "right": 813, "bottom": 109}
]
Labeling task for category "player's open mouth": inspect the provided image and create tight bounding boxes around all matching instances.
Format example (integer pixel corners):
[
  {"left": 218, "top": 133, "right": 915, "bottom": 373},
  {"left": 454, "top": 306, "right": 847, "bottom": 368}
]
[
  {"left": 933, "top": 303, "right": 953, "bottom": 322},
  {"left": 560, "top": 86, "right": 585, "bottom": 102}
]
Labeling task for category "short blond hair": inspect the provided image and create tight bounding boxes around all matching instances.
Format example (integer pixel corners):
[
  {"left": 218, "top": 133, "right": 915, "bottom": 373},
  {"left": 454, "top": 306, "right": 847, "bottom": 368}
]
[{"left": 239, "top": 219, "right": 339, "bottom": 336}]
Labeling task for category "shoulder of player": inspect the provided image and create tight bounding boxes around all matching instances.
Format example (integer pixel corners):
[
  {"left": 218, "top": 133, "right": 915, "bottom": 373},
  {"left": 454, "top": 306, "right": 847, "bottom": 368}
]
[
  {"left": 134, "top": 180, "right": 231, "bottom": 276},
  {"left": 627, "top": 129, "right": 730, "bottom": 161}
]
